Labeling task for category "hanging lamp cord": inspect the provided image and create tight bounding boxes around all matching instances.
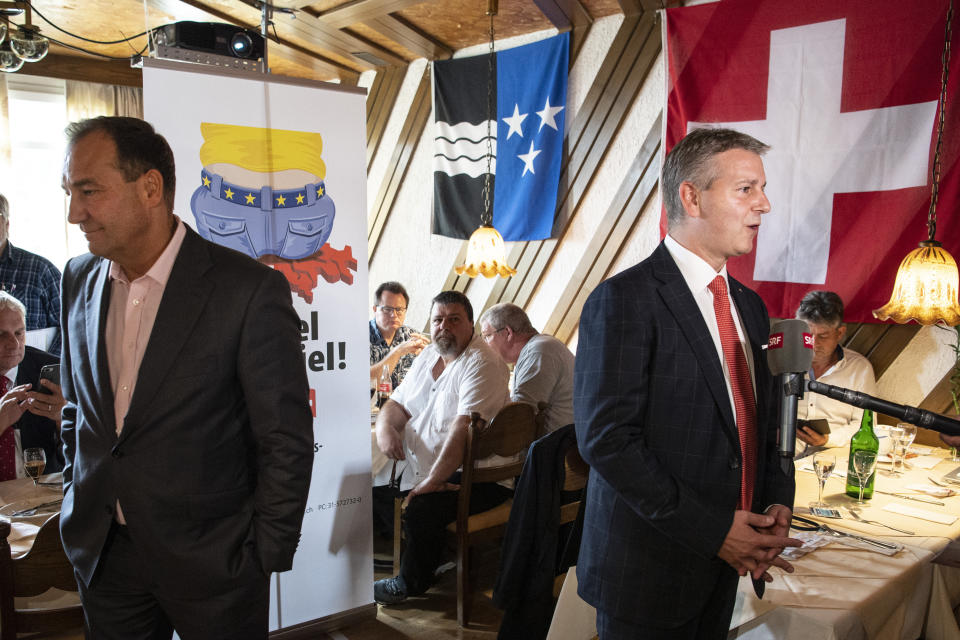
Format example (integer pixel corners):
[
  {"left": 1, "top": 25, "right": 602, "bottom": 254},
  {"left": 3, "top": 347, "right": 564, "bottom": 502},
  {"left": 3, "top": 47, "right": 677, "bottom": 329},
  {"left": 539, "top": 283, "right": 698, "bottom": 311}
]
[
  {"left": 928, "top": 0, "right": 953, "bottom": 242},
  {"left": 481, "top": 5, "right": 496, "bottom": 227}
]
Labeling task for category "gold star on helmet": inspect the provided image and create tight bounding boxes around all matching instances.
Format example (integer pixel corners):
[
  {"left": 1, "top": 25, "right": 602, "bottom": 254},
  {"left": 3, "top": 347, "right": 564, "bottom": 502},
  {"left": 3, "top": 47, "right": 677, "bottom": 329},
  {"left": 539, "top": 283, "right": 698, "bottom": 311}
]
[
  {"left": 296, "top": 193, "right": 305, "bottom": 204},
  {"left": 202, "top": 176, "right": 211, "bottom": 187},
  {"left": 245, "top": 193, "right": 256, "bottom": 205},
  {"left": 224, "top": 187, "right": 235, "bottom": 200},
  {"left": 316, "top": 185, "right": 324, "bottom": 197},
  {"left": 276, "top": 194, "right": 287, "bottom": 207}
]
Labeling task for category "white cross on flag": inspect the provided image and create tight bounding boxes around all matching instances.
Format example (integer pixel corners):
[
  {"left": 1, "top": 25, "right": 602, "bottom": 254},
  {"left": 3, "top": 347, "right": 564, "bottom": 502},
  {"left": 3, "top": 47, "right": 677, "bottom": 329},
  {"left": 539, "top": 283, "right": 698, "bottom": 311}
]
[{"left": 664, "top": 0, "right": 959, "bottom": 322}]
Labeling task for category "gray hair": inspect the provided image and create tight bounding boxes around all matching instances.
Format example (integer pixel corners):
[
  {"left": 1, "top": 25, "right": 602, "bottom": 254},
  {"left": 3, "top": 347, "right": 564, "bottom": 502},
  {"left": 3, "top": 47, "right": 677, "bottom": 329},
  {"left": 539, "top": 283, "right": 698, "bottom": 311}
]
[
  {"left": 796, "top": 290, "right": 845, "bottom": 328},
  {"left": 662, "top": 127, "right": 770, "bottom": 229},
  {"left": 0, "top": 193, "right": 8, "bottom": 221},
  {"left": 479, "top": 302, "right": 536, "bottom": 335},
  {"left": 0, "top": 292, "right": 26, "bottom": 323}
]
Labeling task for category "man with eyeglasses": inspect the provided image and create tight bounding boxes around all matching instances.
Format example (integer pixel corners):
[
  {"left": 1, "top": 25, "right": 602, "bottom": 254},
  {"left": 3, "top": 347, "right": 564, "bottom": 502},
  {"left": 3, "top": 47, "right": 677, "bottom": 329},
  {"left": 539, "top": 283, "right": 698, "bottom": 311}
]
[
  {"left": 369, "top": 281, "right": 428, "bottom": 388},
  {"left": 479, "top": 302, "right": 574, "bottom": 433}
]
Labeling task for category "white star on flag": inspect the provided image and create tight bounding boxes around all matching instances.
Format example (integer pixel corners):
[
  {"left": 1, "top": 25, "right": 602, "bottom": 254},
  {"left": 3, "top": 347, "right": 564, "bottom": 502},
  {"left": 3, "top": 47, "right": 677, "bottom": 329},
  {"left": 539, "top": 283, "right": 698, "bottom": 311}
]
[
  {"left": 518, "top": 141, "right": 542, "bottom": 176},
  {"left": 536, "top": 97, "right": 564, "bottom": 132},
  {"left": 502, "top": 104, "right": 527, "bottom": 140}
]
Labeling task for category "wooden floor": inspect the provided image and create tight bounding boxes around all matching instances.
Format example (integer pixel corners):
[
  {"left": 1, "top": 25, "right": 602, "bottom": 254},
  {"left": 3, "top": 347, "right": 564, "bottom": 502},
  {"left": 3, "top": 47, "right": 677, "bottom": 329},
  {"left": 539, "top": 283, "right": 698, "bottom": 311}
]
[{"left": 21, "top": 542, "right": 512, "bottom": 640}]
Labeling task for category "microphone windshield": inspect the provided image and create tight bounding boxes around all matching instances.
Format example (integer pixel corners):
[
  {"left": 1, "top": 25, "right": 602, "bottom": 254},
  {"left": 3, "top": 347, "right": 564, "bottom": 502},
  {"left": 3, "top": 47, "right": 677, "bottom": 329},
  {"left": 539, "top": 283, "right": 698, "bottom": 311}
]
[{"left": 767, "top": 319, "right": 813, "bottom": 375}]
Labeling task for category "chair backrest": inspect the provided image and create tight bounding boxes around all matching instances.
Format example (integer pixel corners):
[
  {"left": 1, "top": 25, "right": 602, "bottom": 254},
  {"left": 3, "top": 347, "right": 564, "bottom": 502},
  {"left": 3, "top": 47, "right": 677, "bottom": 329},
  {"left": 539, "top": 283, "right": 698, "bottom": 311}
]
[
  {"left": 563, "top": 445, "right": 589, "bottom": 492},
  {"left": 14, "top": 514, "right": 76, "bottom": 596},
  {"left": 467, "top": 402, "right": 539, "bottom": 485}
]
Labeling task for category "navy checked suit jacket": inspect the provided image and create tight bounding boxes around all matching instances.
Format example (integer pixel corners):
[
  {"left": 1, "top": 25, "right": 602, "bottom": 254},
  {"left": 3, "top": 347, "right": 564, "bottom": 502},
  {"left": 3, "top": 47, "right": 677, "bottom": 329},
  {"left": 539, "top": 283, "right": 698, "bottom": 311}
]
[
  {"left": 573, "top": 242, "right": 795, "bottom": 626},
  {"left": 59, "top": 226, "right": 314, "bottom": 596}
]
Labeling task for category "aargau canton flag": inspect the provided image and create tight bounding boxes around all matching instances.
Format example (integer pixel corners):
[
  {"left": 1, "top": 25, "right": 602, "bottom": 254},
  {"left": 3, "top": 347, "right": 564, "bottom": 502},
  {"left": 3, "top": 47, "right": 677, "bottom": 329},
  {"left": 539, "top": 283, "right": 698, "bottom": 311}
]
[{"left": 433, "top": 32, "right": 569, "bottom": 241}]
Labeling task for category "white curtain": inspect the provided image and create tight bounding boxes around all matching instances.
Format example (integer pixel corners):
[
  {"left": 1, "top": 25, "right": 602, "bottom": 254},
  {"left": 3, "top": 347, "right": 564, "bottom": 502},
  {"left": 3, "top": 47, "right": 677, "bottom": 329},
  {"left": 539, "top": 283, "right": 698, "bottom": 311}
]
[{"left": 65, "top": 80, "right": 143, "bottom": 121}]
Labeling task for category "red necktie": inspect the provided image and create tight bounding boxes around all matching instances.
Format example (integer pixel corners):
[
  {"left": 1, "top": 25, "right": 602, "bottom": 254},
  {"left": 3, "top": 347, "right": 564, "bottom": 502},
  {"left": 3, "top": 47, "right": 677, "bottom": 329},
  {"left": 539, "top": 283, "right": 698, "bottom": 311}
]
[
  {"left": 708, "top": 276, "right": 757, "bottom": 510},
  {"left": 0, "top": 376, "right": 16, "bottom": 481}
]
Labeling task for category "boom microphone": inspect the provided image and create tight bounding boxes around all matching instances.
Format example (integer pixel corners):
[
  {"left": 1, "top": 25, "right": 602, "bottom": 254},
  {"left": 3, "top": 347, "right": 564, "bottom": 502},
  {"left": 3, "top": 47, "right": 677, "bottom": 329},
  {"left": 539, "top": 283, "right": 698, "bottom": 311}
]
[{"left": 766, "top": 319, "right": 813, "bottom": 471}]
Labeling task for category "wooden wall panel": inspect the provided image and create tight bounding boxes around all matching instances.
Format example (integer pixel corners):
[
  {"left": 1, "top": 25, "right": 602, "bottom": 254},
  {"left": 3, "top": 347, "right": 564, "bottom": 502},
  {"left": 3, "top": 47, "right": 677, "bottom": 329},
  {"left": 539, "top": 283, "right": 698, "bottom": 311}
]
[
  {"left": 366, "top": 65, "right": 405, "bottom": 170},
  {"left": 366, "top": 64, "right": 431, "bottom": 259},
  {"left": 548, "top": 113, "right": 662, "bottom": 343},
  {"left": 843, "top": 323, "right": 921, "bottom": 378}
]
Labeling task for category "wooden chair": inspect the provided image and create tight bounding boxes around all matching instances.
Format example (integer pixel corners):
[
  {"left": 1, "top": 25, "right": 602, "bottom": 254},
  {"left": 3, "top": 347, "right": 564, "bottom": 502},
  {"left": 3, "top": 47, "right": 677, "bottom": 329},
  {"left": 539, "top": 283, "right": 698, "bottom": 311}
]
[
  {"left": 553, "top": 445, "right": 589, "bottom": 598},
  {"left": 445, "top": 401, "right": 539, "bottom": 627},
  {"left": 0, "top": 514, "right": 84, "bottom": 639}
]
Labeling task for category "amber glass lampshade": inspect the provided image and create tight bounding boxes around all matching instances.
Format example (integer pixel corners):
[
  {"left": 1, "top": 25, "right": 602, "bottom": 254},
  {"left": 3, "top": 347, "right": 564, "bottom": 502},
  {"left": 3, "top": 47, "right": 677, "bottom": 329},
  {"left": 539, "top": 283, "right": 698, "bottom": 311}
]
[
  {"left": 873, "top": 241, "right": 960, "bottom": 326},
  {"left": 454, "top": 224, "right": 517, "bottom": 279}
]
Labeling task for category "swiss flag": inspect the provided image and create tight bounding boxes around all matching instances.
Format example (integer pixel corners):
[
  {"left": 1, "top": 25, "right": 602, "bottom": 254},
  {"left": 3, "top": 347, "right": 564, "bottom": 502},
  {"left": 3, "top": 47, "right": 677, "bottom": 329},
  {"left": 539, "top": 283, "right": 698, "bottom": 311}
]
[{"left": 664, "top": 0, "right": 959, "bottom": 322}]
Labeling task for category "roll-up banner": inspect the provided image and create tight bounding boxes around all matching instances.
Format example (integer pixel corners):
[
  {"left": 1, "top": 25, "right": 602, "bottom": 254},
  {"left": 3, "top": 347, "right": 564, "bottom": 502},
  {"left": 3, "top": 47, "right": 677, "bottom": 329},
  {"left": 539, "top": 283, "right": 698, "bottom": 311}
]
[{"left": 142, "top": 58, "right": 371, "bottom": 630}]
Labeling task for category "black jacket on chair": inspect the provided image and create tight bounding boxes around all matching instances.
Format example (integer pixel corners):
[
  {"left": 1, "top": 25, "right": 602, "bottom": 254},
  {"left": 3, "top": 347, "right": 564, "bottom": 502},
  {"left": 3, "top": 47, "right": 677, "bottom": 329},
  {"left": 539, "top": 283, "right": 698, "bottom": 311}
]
[{"left": 494, "top": 423, "right": 582, "bottom": 639}]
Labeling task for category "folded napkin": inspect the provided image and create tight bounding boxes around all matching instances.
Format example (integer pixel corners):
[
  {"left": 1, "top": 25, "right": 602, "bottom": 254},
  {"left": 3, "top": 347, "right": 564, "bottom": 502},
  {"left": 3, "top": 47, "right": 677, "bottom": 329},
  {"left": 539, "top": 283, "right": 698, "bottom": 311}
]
[
  {"left": 883, "top": 502, "right": 957, "bottom": 525},
  {"left": 905, "top": 483, "right": 955, "bottom": 497},
  {"left": 909, "top": 456, "right": 942, "bottom": 470}
]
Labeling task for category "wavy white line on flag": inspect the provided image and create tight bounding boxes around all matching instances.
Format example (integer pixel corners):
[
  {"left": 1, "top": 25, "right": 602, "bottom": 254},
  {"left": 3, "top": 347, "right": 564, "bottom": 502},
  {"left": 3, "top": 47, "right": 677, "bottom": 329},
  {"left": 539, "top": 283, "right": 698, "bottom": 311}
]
[
  {"left": 433, "top": 153, "right": 497, "bottom": 178},
  {"left": 435, "top": 120, "right": 496, "bottom": 143}
]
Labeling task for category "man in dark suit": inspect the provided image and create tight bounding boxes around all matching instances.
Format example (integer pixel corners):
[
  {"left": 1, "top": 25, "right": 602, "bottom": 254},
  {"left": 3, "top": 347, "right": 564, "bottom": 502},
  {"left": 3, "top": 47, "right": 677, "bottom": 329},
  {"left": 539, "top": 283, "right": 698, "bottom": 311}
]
[
  {"left": 59, "top": 116, "right": 314, "bottom": 640},
  {"left": 0, "top": 291, "right": 64, "bottom": 476},
  {"left": 574, "top": 127, "right": 800, "bottom": 639}
]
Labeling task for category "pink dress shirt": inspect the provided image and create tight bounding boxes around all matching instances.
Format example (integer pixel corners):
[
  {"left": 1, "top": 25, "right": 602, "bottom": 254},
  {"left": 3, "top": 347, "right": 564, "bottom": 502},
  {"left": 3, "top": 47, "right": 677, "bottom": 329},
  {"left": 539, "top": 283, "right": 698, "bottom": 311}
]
[{"left": 105, "top": 219, "right": 186, "bottom": 522}]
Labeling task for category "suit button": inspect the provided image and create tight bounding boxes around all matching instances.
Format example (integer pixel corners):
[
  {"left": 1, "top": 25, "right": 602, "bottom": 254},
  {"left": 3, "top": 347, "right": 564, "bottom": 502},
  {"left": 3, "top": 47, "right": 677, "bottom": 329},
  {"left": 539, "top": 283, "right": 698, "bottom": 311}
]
[
  {"left": 111, "top": 447, "right": 123, "bottom": 458},
  {"left": 729, "top": 458, "right": 740, "bottom": 470}
]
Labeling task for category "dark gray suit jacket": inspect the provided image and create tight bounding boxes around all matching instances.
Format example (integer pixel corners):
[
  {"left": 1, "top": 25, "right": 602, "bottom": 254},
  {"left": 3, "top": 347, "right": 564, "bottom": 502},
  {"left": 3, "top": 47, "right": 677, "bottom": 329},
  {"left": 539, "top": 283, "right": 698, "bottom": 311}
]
[
  {"left": 574, "top": 242, "right": 795, "bottom": 626},
  {"left": 59, "top": 226, "right": 314, "bottom": 596}
]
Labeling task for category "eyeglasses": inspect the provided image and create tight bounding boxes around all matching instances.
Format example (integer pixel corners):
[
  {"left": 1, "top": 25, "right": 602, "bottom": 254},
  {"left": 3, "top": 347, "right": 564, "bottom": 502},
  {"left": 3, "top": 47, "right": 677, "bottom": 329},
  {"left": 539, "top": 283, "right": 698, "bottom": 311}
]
[
  {"left": 481, "top": 327, "right": 506, "bottom": 341},
  {"left": 378, "top": 305, "right": 407, "bottom": 316}
]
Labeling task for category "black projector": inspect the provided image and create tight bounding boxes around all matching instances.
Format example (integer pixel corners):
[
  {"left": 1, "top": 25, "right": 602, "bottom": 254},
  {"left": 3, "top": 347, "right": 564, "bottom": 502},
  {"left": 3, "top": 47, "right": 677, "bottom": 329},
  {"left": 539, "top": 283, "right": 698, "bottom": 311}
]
[{"left": 152, "top": 22, "right": 264, "bottom": 60}]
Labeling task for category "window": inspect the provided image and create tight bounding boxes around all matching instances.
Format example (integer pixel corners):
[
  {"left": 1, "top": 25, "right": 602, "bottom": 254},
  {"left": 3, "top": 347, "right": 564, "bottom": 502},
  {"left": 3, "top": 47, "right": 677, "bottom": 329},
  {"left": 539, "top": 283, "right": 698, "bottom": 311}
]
[{"left": 1, "top": 75, "right": 81, "bottom": 270}]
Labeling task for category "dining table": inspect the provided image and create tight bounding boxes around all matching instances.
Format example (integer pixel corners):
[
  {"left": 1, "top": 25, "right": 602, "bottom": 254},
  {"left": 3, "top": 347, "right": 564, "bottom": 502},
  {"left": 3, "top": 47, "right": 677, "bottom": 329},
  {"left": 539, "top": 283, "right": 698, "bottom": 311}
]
[
  {"left": 548, "top": 445, "right": 960, "bottom": 640},
  {"left": 0, "top": 474, "right": 64, "bottom": 558}
]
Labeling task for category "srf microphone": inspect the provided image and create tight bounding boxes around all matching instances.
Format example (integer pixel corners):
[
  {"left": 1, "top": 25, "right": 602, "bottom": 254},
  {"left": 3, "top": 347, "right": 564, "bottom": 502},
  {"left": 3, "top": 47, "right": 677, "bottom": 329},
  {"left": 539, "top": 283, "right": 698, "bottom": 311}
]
[{"left": 766, "top": 319, "right": 813, "bottom": 471}]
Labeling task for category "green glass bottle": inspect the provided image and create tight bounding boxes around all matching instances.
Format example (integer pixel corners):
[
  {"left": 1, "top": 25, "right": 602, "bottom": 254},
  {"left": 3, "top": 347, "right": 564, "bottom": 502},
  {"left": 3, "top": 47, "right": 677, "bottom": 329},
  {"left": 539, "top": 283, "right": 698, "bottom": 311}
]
[{"left": 845, "top": 409, "right": 880, "bottom": 499}]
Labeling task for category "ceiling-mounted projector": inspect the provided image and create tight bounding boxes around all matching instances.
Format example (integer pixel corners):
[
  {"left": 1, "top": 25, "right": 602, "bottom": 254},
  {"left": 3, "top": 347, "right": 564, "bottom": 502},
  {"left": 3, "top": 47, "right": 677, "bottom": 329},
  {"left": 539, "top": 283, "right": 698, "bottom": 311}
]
[{"left": 151, "top": 22, "right": 264, "bottom": 60}]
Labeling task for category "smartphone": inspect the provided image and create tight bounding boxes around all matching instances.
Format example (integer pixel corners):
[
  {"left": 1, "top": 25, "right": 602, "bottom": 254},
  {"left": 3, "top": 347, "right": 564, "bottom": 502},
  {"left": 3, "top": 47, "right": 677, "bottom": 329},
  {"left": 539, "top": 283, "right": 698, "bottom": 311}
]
[
  {"left": 37, "top": 364, "right": 60, "bottom": 395},
  {"left": 800, "top": 419, "right": 831, "bottom": 436}
]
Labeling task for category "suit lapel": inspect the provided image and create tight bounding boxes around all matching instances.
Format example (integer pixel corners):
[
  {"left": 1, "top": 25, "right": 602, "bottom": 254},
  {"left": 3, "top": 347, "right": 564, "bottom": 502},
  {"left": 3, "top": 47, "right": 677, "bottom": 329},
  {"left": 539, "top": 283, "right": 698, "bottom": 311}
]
[
  {"left": 86, "top": 259, "right": 117, "bottom": 430},
  {"left": 650, "top": 244, "right": 739, "bottom": 446},
  {"left": 120, "top": 229, "right": 213, "bottom": 440}
]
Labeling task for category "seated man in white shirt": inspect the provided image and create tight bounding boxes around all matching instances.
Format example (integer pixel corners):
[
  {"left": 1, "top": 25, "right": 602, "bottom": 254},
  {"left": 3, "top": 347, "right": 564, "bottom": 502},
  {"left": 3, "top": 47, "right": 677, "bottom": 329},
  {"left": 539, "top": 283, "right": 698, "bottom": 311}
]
[
  {"left": 374, "top": 290, "right": 509, "bottom": 605},
  {"left": 795, "top": 290, "right": 877, "bottom": 458},
  {"left": 478, "top": 302, "right": 574, "bottom": 433}
]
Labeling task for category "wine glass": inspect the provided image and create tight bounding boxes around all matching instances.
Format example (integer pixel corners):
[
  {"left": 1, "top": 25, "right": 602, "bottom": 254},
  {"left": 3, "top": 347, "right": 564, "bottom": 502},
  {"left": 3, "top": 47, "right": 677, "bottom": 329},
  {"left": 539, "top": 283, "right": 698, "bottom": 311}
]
[
  {"left": 896, "top": 423, "right": 917, "bottom": 467},
  {"left": 888, "top": 424, "right": 906, "bottom": 476},
  {"left": 811, "top": 451, "right": 836, "bottom": 507},
  {"left": 852, "top": 450, "right": 878, "bottom": 504},
  {"left": 23, "top": 448, "right": 45, "bottom": 486}
]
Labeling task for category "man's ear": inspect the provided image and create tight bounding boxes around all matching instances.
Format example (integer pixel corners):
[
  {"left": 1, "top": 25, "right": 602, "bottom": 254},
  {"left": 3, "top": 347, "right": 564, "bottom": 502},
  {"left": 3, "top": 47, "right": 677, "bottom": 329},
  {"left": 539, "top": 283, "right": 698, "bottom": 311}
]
[
  {"left": 140, "top": 169, "right": 165, "bottom": 207},
  {"left": 678, "top": 181, "right": 702, "bottom": 219}
]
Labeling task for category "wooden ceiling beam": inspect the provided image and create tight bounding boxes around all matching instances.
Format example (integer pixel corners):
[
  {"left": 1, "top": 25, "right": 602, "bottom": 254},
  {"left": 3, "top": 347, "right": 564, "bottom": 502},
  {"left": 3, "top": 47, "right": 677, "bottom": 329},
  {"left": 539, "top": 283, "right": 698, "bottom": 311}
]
[
  {"left": 189, "top": 0, "right": 406, "bottom": 70},
  {"left": 363, "top": 14, "right": 453, "bottom": 60},
  {"left": 314, "top": 0, "right": 424, "bottom": 30},
  {"left": 534, "top": 0, "right": 593, "bottom": 31},
  {"left": 16, "top": 53, "right": 143, "bottom": 88}
]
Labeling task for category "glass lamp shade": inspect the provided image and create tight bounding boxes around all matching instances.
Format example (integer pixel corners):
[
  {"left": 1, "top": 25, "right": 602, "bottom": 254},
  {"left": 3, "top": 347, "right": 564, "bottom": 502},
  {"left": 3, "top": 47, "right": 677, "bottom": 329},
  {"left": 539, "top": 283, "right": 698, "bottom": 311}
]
[
  {"left": 454, "top": 224, "right": 517, "bottom": 279},
  {"left": 0, "top": 23, "right": 7, "bottom": 46},
  {"left": 0, "top": 41, "right": 23, "bottom": 73},
  {"left": 873, "top": 241, "right": 960, "bottom": 326},
  {"left": 10, "top": 25, "right": 48, "bottom": 62}
]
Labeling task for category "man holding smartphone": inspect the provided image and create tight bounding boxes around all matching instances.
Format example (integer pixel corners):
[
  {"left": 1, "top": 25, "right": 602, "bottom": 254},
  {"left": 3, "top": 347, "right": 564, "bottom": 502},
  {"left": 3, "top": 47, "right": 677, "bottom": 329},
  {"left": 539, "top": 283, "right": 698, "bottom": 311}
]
[
  {"left": 0, "top": 291, "right": 65, "bottom": 479},
  {"left": 795, "top": 291, "right": 877, "bottom": 458}
]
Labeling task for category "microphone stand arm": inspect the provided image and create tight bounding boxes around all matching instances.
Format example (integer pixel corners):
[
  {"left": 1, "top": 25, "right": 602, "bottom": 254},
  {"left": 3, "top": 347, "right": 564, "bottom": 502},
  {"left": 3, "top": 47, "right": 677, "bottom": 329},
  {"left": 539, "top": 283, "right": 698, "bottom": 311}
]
[{"left": 806, "top": 380, "right": 960, "bottom": 437}]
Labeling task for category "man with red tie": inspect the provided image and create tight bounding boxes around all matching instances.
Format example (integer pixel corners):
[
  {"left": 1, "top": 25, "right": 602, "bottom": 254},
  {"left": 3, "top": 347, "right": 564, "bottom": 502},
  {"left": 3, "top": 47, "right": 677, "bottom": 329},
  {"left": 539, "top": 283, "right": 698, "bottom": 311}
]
[
  {"left": 574, "top": 128, "right": 800, "bottom": 638},
  {"left": 0, "top": 291, "right": 64, "bottom": 479}
]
